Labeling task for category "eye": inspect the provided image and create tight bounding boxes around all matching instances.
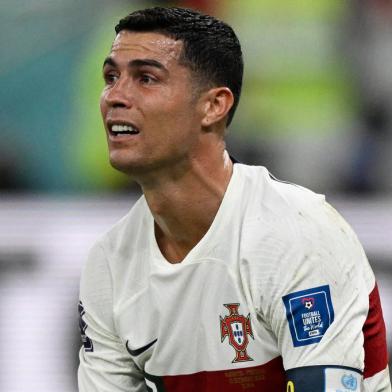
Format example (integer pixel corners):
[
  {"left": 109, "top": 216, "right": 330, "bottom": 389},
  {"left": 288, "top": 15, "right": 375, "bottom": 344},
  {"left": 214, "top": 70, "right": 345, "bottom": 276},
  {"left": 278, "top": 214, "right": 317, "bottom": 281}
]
[
  {"left": 139, "top": 73, "right": 157, "bottom": 85},
  {"left": 103, "top": 71, "right": 119, "bottom": 85}
]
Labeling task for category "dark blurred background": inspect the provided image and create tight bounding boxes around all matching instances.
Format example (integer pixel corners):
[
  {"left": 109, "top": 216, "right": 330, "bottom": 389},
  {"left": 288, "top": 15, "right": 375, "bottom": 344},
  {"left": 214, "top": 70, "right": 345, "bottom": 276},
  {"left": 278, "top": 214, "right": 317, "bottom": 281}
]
[{"left": 0, "top": 0, "right": 391, "bottom": 390}]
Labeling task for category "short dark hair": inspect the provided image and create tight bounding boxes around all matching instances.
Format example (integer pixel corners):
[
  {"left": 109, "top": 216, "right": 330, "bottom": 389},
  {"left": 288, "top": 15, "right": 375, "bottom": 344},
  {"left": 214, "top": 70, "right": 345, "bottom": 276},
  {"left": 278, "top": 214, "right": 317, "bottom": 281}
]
[{"left": 115, "top": 7, "right": 243, "bottom": 126}]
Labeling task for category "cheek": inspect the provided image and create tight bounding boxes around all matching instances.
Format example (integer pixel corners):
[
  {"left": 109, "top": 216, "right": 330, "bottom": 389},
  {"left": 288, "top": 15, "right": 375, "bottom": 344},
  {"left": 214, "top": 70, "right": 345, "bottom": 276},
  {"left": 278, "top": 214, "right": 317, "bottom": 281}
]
[{"left": 155, "top": 95, "right": 197, "bottom": 124}]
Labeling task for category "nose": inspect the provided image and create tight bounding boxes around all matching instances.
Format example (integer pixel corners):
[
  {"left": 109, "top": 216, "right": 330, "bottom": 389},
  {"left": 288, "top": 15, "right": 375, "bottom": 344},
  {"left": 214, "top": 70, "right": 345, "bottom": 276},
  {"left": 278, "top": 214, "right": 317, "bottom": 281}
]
[{"left": 103, "top": 78, "right": 132, "bottom": 109}]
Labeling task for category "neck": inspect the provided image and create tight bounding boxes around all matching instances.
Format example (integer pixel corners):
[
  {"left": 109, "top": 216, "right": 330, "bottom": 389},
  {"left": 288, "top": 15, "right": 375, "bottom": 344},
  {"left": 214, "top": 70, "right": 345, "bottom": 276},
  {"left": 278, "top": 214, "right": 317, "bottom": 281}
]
[{"left": 140, "top": 146, "right": 233, "bottom": 263}]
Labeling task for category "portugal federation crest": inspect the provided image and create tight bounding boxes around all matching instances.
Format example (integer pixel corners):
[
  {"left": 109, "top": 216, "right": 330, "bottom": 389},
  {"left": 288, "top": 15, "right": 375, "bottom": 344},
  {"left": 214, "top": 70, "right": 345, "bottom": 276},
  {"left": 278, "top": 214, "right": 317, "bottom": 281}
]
[{"left": 220, "top": 303, "right": 254, "bottom": 363}]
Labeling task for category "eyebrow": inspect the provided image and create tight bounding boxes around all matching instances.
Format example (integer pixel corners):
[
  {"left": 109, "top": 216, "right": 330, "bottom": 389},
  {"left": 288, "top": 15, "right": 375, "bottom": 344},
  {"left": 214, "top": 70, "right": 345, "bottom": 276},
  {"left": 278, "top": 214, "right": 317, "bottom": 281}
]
[{"left": 102, "top": 57, "right": 167, "bottom": 72}]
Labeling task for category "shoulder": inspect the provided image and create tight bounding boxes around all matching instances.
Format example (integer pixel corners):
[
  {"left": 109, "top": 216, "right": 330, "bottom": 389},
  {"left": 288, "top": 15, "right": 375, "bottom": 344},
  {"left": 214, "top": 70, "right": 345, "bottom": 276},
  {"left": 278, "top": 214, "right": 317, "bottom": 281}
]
[
  {"left": 102, "top": 194, "right": 150, "bottom": 252},
  {"left": 238, "top": 164, "right": 373, "bottom": 304},
  {"left": 237, "top": 163, "right": 362, "bottom": 250},
  {"left": 235, "top": 163, "right": 325, "bottom": 219},
  {"left": 80, "top": 195, "right": 150, "bottom": 301},
  {"left": 237, "top": 163, "right": 331, "bottom": 246},
  {"left": 91, "top": 195, "right": 152, "bottom": 270}
]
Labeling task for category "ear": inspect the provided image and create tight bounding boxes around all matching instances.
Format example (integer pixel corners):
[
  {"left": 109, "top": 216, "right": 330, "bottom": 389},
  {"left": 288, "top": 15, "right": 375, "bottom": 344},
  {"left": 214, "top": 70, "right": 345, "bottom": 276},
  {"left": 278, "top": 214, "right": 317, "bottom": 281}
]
[{"left": 200, "top": 87, "right": 234, "bottom": 128}]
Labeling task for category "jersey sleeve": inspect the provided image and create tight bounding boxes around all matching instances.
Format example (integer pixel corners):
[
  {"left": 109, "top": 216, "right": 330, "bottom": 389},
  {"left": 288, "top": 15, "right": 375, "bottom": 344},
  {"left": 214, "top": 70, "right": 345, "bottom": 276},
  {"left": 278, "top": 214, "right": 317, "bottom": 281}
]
[
  {"left": 78, "top": 242, "right": 146, "bottom": 392},
  {"left": 255, "top": 199, "right": 391, "bottom": 391}
]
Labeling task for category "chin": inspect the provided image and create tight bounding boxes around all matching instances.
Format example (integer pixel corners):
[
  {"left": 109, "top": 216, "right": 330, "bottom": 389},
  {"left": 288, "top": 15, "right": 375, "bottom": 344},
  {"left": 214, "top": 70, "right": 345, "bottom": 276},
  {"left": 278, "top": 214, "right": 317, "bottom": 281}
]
[
  {"left": 109, "top": 157, "right": 137, "bottom": 176},
  {"left": 108, "top": 150, "right": 133, "bottom": 171},
  {"left": 109, "top": 153, "right": 154, "bottom": 177}
]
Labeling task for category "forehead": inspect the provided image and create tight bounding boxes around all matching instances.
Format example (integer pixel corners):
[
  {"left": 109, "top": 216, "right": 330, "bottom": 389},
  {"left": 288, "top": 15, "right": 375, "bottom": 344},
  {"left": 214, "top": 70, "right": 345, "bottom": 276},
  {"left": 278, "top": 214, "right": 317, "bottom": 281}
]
[{"left": 109, "top": 31, "right": 183, "bottom": 65}]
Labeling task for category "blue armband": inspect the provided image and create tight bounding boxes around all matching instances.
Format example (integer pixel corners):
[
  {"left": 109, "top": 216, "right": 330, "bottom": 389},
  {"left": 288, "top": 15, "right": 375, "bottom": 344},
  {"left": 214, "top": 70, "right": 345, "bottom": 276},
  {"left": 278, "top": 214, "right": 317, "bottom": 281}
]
[{"left": 286, "top": 365, "right": 361, "bottom": 391}]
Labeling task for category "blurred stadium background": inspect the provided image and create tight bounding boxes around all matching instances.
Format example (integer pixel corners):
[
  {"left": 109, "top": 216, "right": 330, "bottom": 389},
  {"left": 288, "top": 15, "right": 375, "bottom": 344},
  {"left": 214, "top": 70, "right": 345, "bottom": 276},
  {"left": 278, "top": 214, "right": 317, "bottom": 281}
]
[{"left": 0, "top": 0, "right": 391, "bottom": 390}]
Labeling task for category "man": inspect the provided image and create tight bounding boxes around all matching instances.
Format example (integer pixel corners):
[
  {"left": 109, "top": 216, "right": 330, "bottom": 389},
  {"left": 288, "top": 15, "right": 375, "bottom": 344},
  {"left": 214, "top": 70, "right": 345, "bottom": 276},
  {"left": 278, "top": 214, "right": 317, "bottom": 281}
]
[{"left": 78, "top": 7, "right": 391, "bottom": 391}]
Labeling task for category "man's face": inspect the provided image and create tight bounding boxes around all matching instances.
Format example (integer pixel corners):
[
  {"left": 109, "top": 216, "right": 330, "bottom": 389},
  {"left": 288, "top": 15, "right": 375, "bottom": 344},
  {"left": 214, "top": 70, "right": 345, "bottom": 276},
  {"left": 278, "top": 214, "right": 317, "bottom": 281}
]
[{"left": 100, "top": 30, "right": 204, "bottom": 176}]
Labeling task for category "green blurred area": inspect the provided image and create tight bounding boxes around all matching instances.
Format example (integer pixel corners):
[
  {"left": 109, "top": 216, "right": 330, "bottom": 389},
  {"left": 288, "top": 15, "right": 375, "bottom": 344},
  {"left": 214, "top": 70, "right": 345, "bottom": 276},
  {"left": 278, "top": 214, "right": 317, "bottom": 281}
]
[
  {"left": 0, "top": 0, "right": 356, "bottom": 192},
  {"left": 226, "top": 0, "right": 355, "bottom": 138}
]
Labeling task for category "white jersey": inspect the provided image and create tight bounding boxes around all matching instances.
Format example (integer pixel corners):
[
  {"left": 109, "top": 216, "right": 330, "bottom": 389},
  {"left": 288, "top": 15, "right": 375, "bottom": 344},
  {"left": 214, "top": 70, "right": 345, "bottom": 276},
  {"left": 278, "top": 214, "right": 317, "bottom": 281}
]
[{"left": 78, "top": 163, "right": 391, "bottom": 391}]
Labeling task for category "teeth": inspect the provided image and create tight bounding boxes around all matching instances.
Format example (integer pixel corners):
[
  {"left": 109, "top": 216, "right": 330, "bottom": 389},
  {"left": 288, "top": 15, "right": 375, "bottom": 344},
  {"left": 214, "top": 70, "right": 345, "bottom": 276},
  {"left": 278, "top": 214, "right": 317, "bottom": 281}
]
[{"left": 111, "top": 124, "right": 138, "bottom": 133}]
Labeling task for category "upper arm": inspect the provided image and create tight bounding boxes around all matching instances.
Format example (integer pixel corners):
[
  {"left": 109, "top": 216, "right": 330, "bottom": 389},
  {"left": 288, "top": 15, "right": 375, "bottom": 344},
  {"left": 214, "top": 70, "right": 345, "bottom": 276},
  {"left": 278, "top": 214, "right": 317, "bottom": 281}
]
[
  {"left": 264, "top": 202, "right": 390, "bottom": 391},
  {"left": 78, "top": 242, "right": 146, "bottom": 392},
  {"left": 283, "top": 281, "right": 391, "bottom": 391}
]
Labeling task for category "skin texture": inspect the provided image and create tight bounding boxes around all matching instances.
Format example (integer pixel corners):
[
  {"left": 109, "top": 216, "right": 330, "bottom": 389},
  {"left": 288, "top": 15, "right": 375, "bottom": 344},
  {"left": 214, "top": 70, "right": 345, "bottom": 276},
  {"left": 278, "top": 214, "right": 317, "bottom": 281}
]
[{"left": 101, "top": 31, "right": 234, "bottom": 262}]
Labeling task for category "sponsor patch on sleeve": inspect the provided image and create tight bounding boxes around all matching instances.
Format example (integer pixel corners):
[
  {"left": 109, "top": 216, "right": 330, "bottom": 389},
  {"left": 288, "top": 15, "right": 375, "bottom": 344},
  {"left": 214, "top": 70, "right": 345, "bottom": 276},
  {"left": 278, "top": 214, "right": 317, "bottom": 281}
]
[{"left": 282, "top": 285, "right": 334, "bottom": 347}]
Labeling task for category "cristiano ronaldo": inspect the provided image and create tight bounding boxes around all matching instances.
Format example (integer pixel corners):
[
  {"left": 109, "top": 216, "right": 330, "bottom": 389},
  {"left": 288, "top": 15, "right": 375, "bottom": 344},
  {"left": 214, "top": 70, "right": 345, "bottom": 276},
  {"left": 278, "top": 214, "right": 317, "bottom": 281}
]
[{"left": 78, "top": 7, "right": 391, "bottom": 392}]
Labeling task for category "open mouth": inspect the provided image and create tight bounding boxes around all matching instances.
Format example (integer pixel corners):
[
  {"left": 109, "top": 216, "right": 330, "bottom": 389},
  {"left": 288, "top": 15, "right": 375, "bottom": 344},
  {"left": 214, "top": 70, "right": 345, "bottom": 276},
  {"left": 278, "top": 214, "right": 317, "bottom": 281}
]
[{"left": 109, "top": 124, "right": 140, "bottom": 137}]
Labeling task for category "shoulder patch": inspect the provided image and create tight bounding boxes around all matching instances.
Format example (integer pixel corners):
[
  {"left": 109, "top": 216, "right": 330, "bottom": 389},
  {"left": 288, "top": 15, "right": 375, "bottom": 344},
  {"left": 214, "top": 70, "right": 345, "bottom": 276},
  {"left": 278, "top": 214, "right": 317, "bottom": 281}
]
[{"left": 282, "top": 285, "right": 334, "bottom": 347}]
